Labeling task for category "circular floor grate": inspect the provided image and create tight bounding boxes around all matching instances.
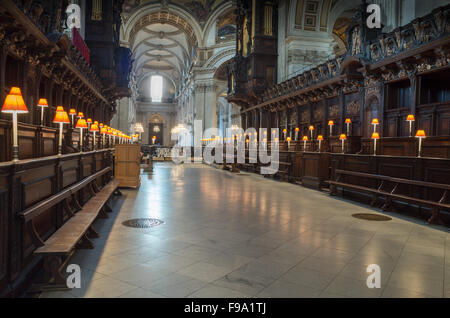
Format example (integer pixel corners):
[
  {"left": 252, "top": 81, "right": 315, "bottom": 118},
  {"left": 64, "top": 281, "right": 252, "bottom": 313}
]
[
  {"left": 122, "top": 218, "right": 165, "bottom": 228},
  {"left": 352, "top": 213, "right": 392, "bottom": 221}
]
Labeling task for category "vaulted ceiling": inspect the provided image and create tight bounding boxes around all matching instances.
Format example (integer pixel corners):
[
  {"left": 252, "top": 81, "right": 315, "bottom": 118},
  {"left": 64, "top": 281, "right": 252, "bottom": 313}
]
[
  {"left": 132, "top": 23, "right": 190, "bottom": 84},
  {"left": 121, "top": 0, "right": 236, "bottom": 99}
]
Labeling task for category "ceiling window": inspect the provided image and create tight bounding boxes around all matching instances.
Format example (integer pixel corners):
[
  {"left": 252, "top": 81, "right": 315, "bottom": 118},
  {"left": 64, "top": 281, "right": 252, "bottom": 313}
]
[{"left": 151, "top": 75, "right": 163, "bottom": 103}]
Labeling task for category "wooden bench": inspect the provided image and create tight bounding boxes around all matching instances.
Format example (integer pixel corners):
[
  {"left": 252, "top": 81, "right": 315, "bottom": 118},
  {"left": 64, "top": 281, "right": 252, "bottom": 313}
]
[
  {"left": 262, "top": 150, "right": 292, "bottom": 180},
  {"left": 19, "top": 167, "right": 121, "bottom": 287},
  {"left": 329, "top": 169, "right": 450, "bottom": 225}
]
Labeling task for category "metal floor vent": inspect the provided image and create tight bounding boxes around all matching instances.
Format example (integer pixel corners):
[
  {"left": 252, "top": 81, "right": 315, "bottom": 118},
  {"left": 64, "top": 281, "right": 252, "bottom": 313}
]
[
  {"left": 122, "top": 218, "right": 165, "bottom": 228},
  {"left": 352, "top": 213, "right": 392, "bottom": 221}
]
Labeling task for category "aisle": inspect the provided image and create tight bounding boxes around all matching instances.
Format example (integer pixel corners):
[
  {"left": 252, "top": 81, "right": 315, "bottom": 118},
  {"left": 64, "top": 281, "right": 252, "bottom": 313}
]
[{"left": 40, "top": 163, "right": 450, "bottom": 298}]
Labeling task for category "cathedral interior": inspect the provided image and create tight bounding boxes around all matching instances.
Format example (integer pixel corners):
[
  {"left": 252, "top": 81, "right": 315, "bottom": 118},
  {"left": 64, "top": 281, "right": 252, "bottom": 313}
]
[{"left": 0, "top": 0, "right": 450, "bottom": 302}]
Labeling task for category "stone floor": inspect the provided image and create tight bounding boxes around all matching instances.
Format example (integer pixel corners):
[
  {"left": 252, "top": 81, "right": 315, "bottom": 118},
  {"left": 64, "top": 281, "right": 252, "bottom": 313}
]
[{"left": 40, "top": 163, "right": 450, "bottom": 298}]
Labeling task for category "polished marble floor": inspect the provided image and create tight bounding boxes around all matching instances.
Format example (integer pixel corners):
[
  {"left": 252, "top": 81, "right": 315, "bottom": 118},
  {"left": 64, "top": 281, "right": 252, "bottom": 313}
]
[{"left": 40, "top": 163, "right": 450, "bottom": 298}]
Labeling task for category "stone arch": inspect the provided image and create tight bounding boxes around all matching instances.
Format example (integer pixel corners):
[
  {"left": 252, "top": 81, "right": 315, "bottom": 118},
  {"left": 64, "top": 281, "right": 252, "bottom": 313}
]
[
  {"left": 121, "top": 4, "right": 203, "bottom": 51},
  {"left": 327, "top": 0, "right": 360, "bottom": 34},
  {"left": 205, "top": 48, "right": 236, "bottom": 69},
  {"left": 149, "top": 113, "right": 165, "bottom": 124},
  {"left": 202, "top": 1, "right": 235, "bottom": 47}
]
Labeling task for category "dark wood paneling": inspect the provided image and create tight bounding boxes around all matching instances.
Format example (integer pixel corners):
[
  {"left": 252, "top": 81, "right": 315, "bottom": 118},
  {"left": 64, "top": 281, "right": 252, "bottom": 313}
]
[{"left": 0, "top": 149, "right": 114, "bottom": 297}]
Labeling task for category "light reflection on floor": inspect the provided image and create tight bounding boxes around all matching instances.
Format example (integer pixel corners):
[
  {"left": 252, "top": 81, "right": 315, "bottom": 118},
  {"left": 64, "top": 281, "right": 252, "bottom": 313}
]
[{"left": 40, "top": 162, "right": 450, "bottom": 298}]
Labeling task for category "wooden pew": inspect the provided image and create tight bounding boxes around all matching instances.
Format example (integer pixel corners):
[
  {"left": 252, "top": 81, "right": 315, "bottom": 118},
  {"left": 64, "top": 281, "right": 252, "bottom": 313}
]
[
  {"left": 329, "top": 169, "right": 450, "bottom": 225},
  {"left": 19, "top": 167, "right": 120, "bottom": 287}
]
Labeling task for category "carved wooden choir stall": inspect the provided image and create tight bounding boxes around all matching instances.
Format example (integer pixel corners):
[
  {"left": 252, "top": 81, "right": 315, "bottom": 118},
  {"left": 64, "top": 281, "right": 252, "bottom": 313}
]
[
  {"left": 227, "top": 1, "right": 450, "bottom": 226},
  {"left": 0, "top": 0, "right": 131, "bottom": 297}
]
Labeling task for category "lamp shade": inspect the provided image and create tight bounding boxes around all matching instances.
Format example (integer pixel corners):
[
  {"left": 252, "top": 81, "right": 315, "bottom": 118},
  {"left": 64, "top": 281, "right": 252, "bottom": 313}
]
[
  {"left": 99, "top": 123, "right": 104, "bottom": 128},
  {"left": 286, "top": 137, "right": 292, "bottom": 142},
  {"left": 75, "top": 118, "right": 88, "bottom": 129},
  {"left": 69, "top": 109, "right": 77, "bottom": 115},
  {"left": 77, "top": 112, "right": 84, "bottom": 118},
  {"left": 339, "top": 134, "right": 347, "bottom": 140},
  {"left": 295, "top": 127, "right": 300, "bottom": 132},
  {"left": 371, "top": 132, "right": 380, "bottom": 140},
  {"left": 309, "top": 125, "right": 314, "bottom": 131},
  {"left": 101, "top": 127, "right": 108, "bottom": 134},
  {"left": 406, "top": 114, "right": 415, "bottom": 121},
  {"left": 415, "top": 130, "right": 426, "bottom": 138},
  {"left": 94, "top": 121, "right": 99, "bottom": 125},
  {"left": 345, "top": 118, "right": 352, "bottom": 124},
  {"left": 90, "top": 124, "right": 99, "bottom": 132},
  {"left": 371, "top": 118, "right": 380, "bottom": 125},
  {"left": 107, "top": 129, "right": 113, "bottom": 135},
  {"left": 53, "top": 106, "right": 70, "bottom": 124},
  {"left": 302, "top": 136, "right": 309, "bottom": 141},
  {"left": 2, "top": 87, "right": 28, "bottom": 113},
  {"left": 317, "top": 135, "right": 324, "bottom": 141},
  {"left": 87, "top": 118, "right": 92, "bottom": 124},
  {"left": 328, "top": 120, "right": 334, "bottom": 126},
  {"left": 282, "top": 129, "right": 287, "bottom": 133},
  {"left": 38, "top": 98, "right": 49, "bottom": 108}
]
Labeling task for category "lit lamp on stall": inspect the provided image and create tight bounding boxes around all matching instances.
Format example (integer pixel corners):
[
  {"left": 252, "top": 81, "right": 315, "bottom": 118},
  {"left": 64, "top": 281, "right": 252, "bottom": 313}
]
[
  {"left": 282, "top": 128, "right": 287, "bottom": 140},
  {"left": 69, "top": 109, "right": 77, "bottom": 127},
  {"left": 100, "top": 126, "right": 108, "bottom": 148},
  {"left": 415, "top": 130, "right": 426, "bottom": 158},
  {"left": 75, "top": 118, "right": 87, "bottom": 152},
  {"left": 371, "top": 118, "right": 379, "bottom": 133},
  {"left": 77, "top": 112, "right": 84, "bottom": 119},
  {"left": 90, "top": 122, "right": 99, "bottom": 150},
  {"left": 339, "top": 134, "right": 347, "bottom": 154},
  {"left": 317, "top": 135, "right": 324, "bottom": 153},
  {"left": 286, "top": 136, "right": 292, "bottom": 149},
  {"left": 2, "top": 87, "right": 29, "bottom": 162},
  {"left": 406, "top": 115, "right": 415, "bottom": 137},
  {"left": 152, "top": 136, "right": 156, "bottom": 145},
  {"left": 328, "top": 120, "right": 334, "bottom": 136},
  {"left": 107, "top": 129, "right": 113, "bottom": 147},
  {"left": 345, "top": 118, "right": 352, "bottom": 136},
  {"left": 309, "top": 125, "right": 315, "bottom": 140},
  {"left": 86, "top": 118, "right": 92, "bottom": 130},
  {"left": 53, "top": 106, "right": 70, "bottom": 156},
  {"left": 302, "top": 136, "right": 308, "bottom": 151},
  {"left": 371, "top": 132, "right": 380, "bottom": 156},
  {"left": 37, "top": 98, "right": 48, "bottom": 126},
  {"left": 295, "top": 127, "right": 299, "bottom": 141}
]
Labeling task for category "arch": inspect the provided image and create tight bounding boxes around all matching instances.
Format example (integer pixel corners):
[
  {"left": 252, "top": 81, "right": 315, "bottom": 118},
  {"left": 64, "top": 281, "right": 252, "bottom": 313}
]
[
  {"left": 202, "top": 1, "right": 235, "bottom": 47},
  {"left": 327, "top": 0, "right": 360, "bottom": 34},
  {"left": 205, "top": 48, "right": 236, "bottom": 69},
  {"left": 121, "top": 4, "right": 203, "bottom": 50},
  {"left": 149, "top": 113, "right": 165, "bottom": 124}
]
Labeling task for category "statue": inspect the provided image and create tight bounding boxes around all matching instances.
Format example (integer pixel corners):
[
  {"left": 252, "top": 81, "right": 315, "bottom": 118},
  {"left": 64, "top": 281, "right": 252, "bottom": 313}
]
[{"left": 351, "top": 27, "right": 362, "bottom": 55}]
